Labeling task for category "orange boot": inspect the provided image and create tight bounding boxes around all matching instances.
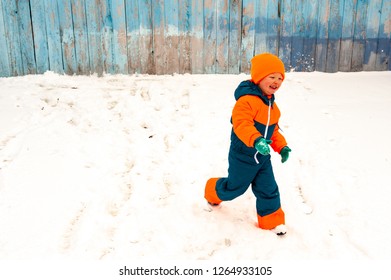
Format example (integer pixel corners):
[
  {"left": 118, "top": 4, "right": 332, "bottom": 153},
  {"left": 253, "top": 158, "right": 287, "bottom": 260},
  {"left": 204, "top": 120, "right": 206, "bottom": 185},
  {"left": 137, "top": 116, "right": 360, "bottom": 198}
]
[
  {"left": 257, "top": 207, "right": 286, "bottom": 234},
  {"left": 204, "top": 178, "right": 222, "bottom": 205}
]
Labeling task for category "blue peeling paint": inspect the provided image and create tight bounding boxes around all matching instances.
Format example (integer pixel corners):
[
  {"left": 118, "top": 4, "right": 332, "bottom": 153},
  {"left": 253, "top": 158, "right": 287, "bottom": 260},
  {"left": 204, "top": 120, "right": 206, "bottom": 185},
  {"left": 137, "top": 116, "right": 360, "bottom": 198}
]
[{"left": 0, "top": 0, "right": 389, "bottom": 77}]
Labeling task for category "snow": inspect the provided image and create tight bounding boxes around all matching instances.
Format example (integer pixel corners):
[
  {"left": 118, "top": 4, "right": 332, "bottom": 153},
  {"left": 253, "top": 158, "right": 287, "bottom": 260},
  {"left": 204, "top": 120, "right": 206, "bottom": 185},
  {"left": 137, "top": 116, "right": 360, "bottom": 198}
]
[{"left": 0, "top": 71, "right": 391, "bottom": 277}]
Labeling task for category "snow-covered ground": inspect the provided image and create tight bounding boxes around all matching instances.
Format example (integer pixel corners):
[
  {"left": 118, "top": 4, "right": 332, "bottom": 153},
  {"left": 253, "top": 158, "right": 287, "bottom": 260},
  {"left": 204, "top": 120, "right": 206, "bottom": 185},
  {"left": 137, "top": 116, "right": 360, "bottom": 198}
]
[{"left": 0, "top": 71, "right": 390, "bottom": 278}]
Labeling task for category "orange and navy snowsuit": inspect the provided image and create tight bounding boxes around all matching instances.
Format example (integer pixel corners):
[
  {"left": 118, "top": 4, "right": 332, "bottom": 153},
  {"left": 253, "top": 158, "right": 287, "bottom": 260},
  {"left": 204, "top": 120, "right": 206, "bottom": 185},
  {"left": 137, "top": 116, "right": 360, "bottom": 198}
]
[{"left": 205, "top": 80, "right": 287, "bottom": 229}]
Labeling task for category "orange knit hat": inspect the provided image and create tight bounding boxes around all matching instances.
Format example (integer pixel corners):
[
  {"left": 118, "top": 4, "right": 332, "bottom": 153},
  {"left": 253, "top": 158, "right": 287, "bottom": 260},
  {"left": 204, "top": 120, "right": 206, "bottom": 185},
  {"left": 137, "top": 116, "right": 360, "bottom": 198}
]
[{"left": 250, "top": 53, "right": 285, "bottom": 84}]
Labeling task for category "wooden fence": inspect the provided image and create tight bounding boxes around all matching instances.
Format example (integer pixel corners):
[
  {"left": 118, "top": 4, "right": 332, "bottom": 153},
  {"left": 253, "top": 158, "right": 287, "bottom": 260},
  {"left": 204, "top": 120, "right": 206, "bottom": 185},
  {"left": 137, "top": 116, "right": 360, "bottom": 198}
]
[{"left": 0, "top": 0, "right": 390, "bottom": 77}]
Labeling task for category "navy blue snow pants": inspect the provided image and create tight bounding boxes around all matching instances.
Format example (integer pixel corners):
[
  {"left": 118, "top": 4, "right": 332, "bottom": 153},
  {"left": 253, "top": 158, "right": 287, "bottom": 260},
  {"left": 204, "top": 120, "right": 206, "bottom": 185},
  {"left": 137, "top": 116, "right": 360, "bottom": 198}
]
[{"left": 215, "top": 139, "right": 281, "bottom": 217}]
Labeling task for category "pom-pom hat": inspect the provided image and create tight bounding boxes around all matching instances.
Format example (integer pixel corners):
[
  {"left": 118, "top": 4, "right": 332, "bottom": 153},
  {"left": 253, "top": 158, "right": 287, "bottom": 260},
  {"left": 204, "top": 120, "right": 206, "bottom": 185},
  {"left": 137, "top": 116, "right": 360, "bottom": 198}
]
[{"left": 250, "top": 53, "right": 285, "bottom": 84}]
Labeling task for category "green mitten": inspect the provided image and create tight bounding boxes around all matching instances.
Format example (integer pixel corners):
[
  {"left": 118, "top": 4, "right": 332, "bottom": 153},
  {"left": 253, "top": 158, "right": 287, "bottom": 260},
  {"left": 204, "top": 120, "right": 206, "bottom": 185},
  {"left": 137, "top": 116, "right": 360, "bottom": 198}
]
[
  {"left": 255, "top": 138, "right": 272, "bottom": 155},
  {"left": 280, "top": 146, "right": 291, "bottom": 163}
]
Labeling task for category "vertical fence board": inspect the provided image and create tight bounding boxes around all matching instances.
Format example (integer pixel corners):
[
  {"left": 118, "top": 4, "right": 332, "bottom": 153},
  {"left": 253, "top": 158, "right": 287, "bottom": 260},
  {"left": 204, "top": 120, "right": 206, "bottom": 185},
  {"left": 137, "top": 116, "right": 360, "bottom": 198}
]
[
  {"left": 291, "top": 0, "right": 306, "bottom": 71},
  {"left": 30, "top": 0, "right": 49, "bottom": 74},
  {"left": 178, "top": 0, "right": 191, "bottom": 74},
  {"left": 190, "top": 0, "right": 203, "bottom": 74},
  {"left": 0, "top": 0, "right": 11, "bottom": 77},
  {"left": 71, "top": 0, "right": 90, "bottom": 74},
  {"left": 165, "top": 0, "right": 179, "bottom": 74},
  {"left": 58, "top": 0, "right": 77, "bottom": 75},
  {"left": 241, "top": 0, "right": 255, "bottom": 73},
  {"left": 203, "top": 0, "right": 217, "bottom": 73},
  {"left": 2, "top": 0, "right": 23, "bottom": 76},
  {"left": 351, "top": 0, "right": 368, "bottom": 71},
  {"left": 100, "top": 0, "right": 114, "bottom": 74},
  {"left": 85, "top": 0, "right": 103, "bottom": 75},
  {"left": 315, "top": 0, "right": 330, "bottom": 72},
  {"left": 377, "top": 0, "right": 391, "bottom": 70},
  {"left": 126, "top": 0, "right": 140, "bottom": 74},
  {"left": 326, "top": 0, "right": 344, "bottom": 73},
  {"left": 17, "top": 0, "right": 36, "bottom": 74},
  {"left": 152, "top": 0, "right": 165, "bottom": 74},
  {"left": 363, "top": 0, "right": 383, "bottom": 71},
  {"left": 339, "top": 0, "right": 355, "bottom": 72},
  {"left": 45, "top": 0, "right": 64, "bottom": 73},
  {"left": 254, "top": 0, "right": 268, "bottom": 55},
  {"left": 228, "top": 0, "right": 241, "bottom": 74},
  {"left": 302, "top": 0, "right": 317, "bottom": 71},
  {"left": 138, "top": 0, "right": 154, "bottom": 74},
  {"left": 111, "top": 0, "right": 128, "bottom": 74},
  {"left": 216, "top": 0, "right": 229, "bottom": 73},
  {"left": 279, "top": 0, "right": 293, "bottom": 70},
  {"left": 266, "top": 0, "right": 280, "bottom": 55}
]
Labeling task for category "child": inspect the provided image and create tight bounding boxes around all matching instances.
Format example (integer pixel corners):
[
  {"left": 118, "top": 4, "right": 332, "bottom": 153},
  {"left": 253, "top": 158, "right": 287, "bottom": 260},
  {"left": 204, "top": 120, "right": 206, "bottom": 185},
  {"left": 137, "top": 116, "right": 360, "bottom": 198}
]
[{"left": 204, "top": 53, "right": 291, "bottom": 235}]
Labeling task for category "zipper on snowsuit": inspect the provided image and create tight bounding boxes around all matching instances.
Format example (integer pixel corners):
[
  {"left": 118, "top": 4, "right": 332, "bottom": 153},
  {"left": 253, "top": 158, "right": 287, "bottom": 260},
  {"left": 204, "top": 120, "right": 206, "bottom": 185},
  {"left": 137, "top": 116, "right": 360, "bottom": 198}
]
[{"left": 254, "top": 99, "right": 271, "bottom": 164}]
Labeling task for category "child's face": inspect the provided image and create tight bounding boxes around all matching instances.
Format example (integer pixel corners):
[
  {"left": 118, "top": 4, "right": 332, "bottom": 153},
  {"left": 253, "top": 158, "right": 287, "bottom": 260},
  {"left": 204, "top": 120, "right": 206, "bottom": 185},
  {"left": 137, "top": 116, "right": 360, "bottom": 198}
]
[{"left": 258, "top": 72, "right": 284, "bottom": 96}]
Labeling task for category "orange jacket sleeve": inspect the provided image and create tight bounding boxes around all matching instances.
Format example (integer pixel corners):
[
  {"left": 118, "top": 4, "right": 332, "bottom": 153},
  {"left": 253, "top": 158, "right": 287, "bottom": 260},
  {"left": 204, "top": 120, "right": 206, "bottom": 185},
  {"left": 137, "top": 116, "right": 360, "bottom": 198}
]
[{"left": 231, "top": 95, "right": 262, "bottom": 147}]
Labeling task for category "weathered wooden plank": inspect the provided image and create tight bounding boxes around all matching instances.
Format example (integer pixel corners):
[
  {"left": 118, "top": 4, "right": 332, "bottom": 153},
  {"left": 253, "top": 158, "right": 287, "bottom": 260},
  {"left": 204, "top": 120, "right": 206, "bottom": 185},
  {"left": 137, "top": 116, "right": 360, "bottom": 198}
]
[
  {"left": 241, "top": 0, "right": 256, "bottom": 73},
  {"left": 16, "top": 0, "right": 36, "bottom": 74},
  {"left": 228, "top": 0, "right": 241, "bottom": 74},
  {"left": 125, "top": 0, "right": 140, "bottom": 74},
  {"left": 339, "top": 0, "right": 355, "bottom": 72},
  {"left": 279, "top": 0, "right": 293, "bottom": 70},
  {"left": 111, "top": 0, "right": 128, "bottom": 74},
  {"left": 302, "top": 0, "right": 317, "bottom": 72},
  {"left": 266, "top": 0, "right": 280, "bottom": 55},
  {"left": 85, "top": 0, "right": 104, "bottom": 75},
  {"left": 152, "top": 0, "right": 165, "bottom": 74},
  {"left": 165, "top": 0, "right": 180, "bottom": 74},
  {"left": 190, "top": 0, "right": 204, "bottom": 74},
  {"left": 100, "top": 0, "right": 115, "bottom": 74},
  {"left": 351, "top": 0, "right": 368, "bottom": 71},
  {"left": 71, "top": 0, "right": 90, "bottom": 74},
  {"left": 326, "top": 0, "right": 344, "bottom": 73},
  {"left": 0, "top": 0, "right": 11, "bottom": 77},
  {"left": 29, "top": 0, "right": 49, "bottom": 74},
  {"left": 2, "top": 0, "right": 23, "bottom": 76},
  {"left": 376, "top": 0, "right": 391, "bottom": 70},
  {"left": 178, "top": 0, "right": 191, "bottom": 74},
  {"left": 58, "top": 0, "right": 77, "bottom": 75},
  {"left": 44, "top": 0, "right": 64, "bottom": 73},
  {"left": 363, "top": 0, "right": 383, "bottom": 71},
  {"left": 315, "top": 0, "right": 330, "bottom": 72},
  {"left": 254, "top": 0, "right": 268, "bottom": 55},
  {"left": 216, "top": 0, "right": 229, "bottom": 73},
  {"left": 291, "top": 0, "right": 306, "bottom": 71},
  {"left": 137, "top": 0, "right": 154, "bottom": 74},
  {"left": 203, "top": 0, "right": 217, "bottom": 73}
]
